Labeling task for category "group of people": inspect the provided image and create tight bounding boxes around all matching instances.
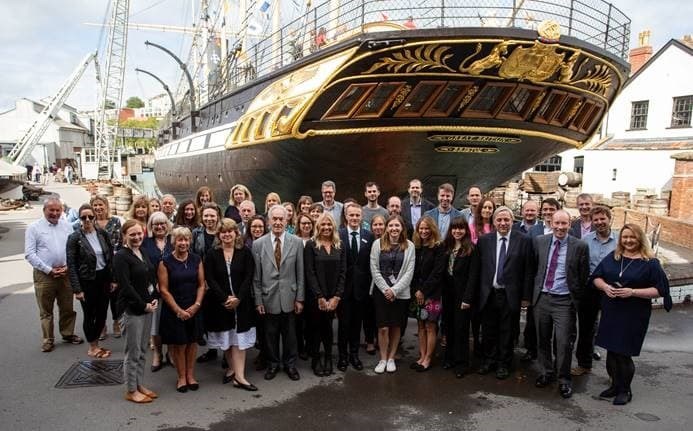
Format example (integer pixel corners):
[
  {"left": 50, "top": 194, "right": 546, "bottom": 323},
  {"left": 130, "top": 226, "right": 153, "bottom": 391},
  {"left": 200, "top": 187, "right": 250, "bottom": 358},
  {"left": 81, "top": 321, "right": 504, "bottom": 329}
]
[{"left": 24, "top": 178, "right": 671, "bottom": 406}]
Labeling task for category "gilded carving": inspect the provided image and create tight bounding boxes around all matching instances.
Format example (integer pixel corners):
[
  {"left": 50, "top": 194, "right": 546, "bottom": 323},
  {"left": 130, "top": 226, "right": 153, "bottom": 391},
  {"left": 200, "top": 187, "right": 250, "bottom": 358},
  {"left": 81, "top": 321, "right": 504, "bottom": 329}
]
[
  {"left": 391, "top": 85, "right": 412, "bottom": 109},
  {"left": 458, "top": 85, "right": 479, "bottom": 111},
  {"left": 459, "top": 41, "right": 513, "bottom": 75},
  {"left": 558, "top": 51, "right": 582, "bottom": 83},
  {"left": 528, "top": 91, "right": 546, "bottom": 116},
  {"left": 569, "top": 64, "right": 612, "bottom": 96},
  {"left": 498, "top": 41, "right": 565, "bottom": 82},
  {"left": 537, "top": 20, "right": 561, "bottom": 41},
  {"left": 566, "top": 100, "right": 583, "bottom": 123},
  {"left": 361, "top": 45, "right": 455, "bottom": 74}
]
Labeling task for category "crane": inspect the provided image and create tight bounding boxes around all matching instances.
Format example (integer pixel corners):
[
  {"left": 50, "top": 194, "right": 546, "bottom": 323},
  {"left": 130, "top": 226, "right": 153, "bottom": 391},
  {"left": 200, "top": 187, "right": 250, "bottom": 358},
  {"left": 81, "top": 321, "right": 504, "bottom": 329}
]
[{"left": 7, "top": 52, "right": 98, "bottom": 167}]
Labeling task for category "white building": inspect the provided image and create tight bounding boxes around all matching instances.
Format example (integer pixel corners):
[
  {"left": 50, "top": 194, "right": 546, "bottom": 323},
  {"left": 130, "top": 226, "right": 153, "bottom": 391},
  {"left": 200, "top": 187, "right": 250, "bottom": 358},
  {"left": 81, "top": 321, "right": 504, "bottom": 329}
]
[
  {"left": 134, "top": 93, "right": 171, "bottom": 119},
  {"left": 531, "top": 37, "right": 693, "bottom": 199}
]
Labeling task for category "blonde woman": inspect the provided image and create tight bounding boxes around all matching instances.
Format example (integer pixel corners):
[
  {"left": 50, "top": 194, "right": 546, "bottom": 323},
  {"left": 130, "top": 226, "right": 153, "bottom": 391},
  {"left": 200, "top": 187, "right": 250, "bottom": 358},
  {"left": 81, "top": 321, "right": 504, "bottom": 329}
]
[
  {"left": 264, "top": 192, "right": 281, "bottom": 216},
  {"left": 126, "top": 196, "right": 150, "bottom": 234},
  {"left": 304, "top": 213, "right": 346, "bottom": 376},
  {"left": 225, "top": 184, "right": 252, "bottom": 223},
  {"left": 369, "top": 215, "right": 415, "bottom": 374}
]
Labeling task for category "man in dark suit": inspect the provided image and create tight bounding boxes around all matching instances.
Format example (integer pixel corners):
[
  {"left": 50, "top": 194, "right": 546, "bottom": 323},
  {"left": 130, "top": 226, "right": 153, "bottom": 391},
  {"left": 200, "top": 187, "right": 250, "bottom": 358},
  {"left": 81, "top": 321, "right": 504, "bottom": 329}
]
[
  {"left": 531, "top": 209, "right": 590, "bottom": 398},
  {"left": 424, "top": 183, "right": 462, "bottom": 238},
  {"left": 401, "top": 178, "right": 435, "bottom": 229},
  {"left": 528, "top": 198, "right": 560, "bottom": 238},
  {"left": 337, "top": 203, "right": 374, "bottom": 371},
  {"left": 252, "top": 205, "right": 305, "bottom": 381},
  {"left": 568, "top": 193, "right": 594, "bottom": 239},
  {"left": 475, "top": 206, "right": 533, "bottom": 379}
]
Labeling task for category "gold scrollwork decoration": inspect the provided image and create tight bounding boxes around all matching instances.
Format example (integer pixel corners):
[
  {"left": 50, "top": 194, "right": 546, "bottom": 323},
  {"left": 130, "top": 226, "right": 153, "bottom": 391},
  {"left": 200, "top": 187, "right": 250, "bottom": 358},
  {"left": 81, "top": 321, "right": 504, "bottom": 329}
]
[
  {"left": 362, "top": 45, "right": 455, "bottom": 74},
  {"left": 528, "top": 91, "right": 547, "bottom": 116},
  {"left": 459, "top": 41, "right": 513, "bottom": 75},
  {"left": 566, "top": 100, "right": 584, "bottom": 123},
  {"left": 569, "top": 65, "right": 612, "bottom": 96},
  {"left": 458, "top": 85, "right": 479, "bottom": 111},
  {"left": 391, "top": 85, "right": 412, "bottom": 109},
  {"left": 499, "top": 41, "right": 565, "bottom": 82}
]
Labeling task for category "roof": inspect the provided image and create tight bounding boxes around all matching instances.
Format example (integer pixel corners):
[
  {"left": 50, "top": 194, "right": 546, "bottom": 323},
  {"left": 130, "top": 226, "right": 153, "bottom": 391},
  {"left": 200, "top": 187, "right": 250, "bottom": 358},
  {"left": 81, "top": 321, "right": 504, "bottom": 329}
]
[
  {"left": 54, "top": 119, "right": 88, "bottom": 132},
  {"left": 593, "top": 136, "right": 693, "bottom": 151},
  {"left": 625, "top": 39, "right": 693, "bottom": 87}
]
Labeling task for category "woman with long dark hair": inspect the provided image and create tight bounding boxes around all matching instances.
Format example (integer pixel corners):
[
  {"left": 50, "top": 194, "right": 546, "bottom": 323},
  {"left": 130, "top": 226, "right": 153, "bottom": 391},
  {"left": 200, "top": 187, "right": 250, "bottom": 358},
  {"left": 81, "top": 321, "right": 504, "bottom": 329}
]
[
  {"left": 175, "top": 199, "right": 199, "bottom": 230},
  {"left": 470, "top": 197, "right": 495, "bottom": 244},
  {"left": 441, "top": 216, "right": 478, "bottom": 377}
]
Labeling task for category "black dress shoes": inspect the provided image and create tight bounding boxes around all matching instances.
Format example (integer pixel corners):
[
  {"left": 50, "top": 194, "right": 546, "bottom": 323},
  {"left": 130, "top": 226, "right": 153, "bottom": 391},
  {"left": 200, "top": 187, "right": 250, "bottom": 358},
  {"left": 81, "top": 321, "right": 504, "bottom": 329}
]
[
  {"left": 520, "top": 351, "right": 537, "bottom": 361},
  {"left": 592, "top": 351, "right": 602, "bottom": 361},
  {"left": 496, "top": 367, "right": 510, "bottom": 380},
  {"left": 337, "top": 357, "right": 348, "bottom": 372},
  {"left": 233, "top": 377, "right": 259, "bottom": 391},
  {"left": 442, "top": 361, "right": 454, "bottom": 370},
  {"left": 613, "top": 391, "right": 632, "bottom": 405},
  {"left": 349, "top": 355, "right": 363, "bottom": 371},
  {"left": 559, "top": 383, "right": 573, "bottom": 399},
  {"left": 477, "top": 363, "right": 497, "bottom": 375},
  {"left": 323, "top": 358, "right": 333, "bottom": 375},
  {"left": 535, "top": 375, "right": 555, "bottom": 388},
  {"left": 264, "top": 366, "right": 279, "bottom": 380},
  {"left": 197, "top": 349, "right": 217, "bottom": 363},
  {"left": 599, "top": 386, "right": 618, "bottom": 398},
  {"left": 285, "top": 366, "right": 300, "bottom": 381},
  {"left": 312, "top": 357, "right": 324, "bottom": 377}
]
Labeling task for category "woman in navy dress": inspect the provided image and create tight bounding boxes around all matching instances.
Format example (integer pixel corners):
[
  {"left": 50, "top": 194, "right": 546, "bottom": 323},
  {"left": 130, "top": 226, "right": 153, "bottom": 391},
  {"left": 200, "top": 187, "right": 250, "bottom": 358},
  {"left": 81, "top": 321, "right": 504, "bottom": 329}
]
[
  {"left": 592, "top": 223, "right": 672, "bottom": 405},
  {"left": 158, "top": 226, "right": 206, "bottom": 393}
]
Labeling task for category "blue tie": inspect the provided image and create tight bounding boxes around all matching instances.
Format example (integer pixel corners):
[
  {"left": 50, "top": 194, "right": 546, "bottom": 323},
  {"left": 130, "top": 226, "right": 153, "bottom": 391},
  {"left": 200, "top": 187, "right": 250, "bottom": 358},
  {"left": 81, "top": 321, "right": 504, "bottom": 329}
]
[{"left": 496, "top": 237, "right": 507, "bottom": 285}]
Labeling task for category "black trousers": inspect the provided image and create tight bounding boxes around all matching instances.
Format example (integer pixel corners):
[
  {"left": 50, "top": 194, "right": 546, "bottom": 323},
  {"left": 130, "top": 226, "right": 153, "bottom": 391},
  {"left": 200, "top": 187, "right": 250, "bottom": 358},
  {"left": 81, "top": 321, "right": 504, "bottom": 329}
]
[
  {"left": 575, "top": 290, "right": 600, "bottom": 368},
  {"left": 309, "top": 303, "right": 335, "bottom": 358},
  {"left": 78, "top": 270, "right": 110, "bottom": 343},
  {"left": 337, "top": 297, "right": 363, "bottom": 358},
  {"left": 441, "top": 286, "right": 456, "bottom": 365},
  {"left": 295, "top": 312, "right": 307, "bottom": 355},
  {"left": 264, "top": 312, "right": 298, "bottom": 369},
  {"left": 106, "top": 282, "right": 121, "bottom": 321},
  {"left": 523, "top": 305, "right": 537, "bottom": 355},
  {"left": 481, "top": 289, "right": 515, "bottom": 368},
  {"left": 606, "top": 351, "right": 635, "bottom": 393},
  {"left": 362, "top": 294, "right": 376, "bottom": 345},
  {"left": 452, "top": 307, "right": 472, "bottom": 369}
]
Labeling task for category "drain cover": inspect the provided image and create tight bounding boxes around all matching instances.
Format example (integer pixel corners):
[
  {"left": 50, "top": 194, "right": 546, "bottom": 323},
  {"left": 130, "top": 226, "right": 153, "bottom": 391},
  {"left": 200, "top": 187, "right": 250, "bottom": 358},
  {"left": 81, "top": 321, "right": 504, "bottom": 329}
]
[{"left": 55, "top": 360, "right": 123, "bottom": 389}]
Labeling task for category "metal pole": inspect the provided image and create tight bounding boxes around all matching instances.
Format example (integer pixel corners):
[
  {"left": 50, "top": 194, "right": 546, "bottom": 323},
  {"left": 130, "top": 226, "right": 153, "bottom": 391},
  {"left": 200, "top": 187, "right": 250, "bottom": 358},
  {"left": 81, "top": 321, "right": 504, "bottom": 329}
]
[
  {"left": 145, "top": 40, "right": 197, "bottom": 131},
  {"left": 604, "top": 4, "right": 612, "bottom": 50},
  {"left": 568, "top": 0, "right": 574, "bottom": 36},
  {"left": 441, "top": 0, "right": 445, "bottom": 28},
  {"left": 134, "top": 68, "right": 177, "bottom": 117}
]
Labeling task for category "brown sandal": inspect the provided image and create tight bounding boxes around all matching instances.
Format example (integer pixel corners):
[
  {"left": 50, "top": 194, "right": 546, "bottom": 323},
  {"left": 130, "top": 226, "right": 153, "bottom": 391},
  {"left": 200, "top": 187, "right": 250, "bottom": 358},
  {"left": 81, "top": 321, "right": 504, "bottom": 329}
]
[{"left": 88, "top": 348, "right": 112, "bottom": 359}]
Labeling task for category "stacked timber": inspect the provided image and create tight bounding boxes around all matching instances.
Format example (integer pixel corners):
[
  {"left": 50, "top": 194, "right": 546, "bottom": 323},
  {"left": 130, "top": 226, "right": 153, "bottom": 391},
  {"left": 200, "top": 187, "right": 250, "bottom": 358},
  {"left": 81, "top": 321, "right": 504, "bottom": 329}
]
[
  {"left": 611, "top": 191, "right": 631, "bottom": 208},
  {"left": 522, "top": 172, "right": 561, "bottom": 193},
  {"left": 504, "top": 182, "right": 520, "bottom": 210}
]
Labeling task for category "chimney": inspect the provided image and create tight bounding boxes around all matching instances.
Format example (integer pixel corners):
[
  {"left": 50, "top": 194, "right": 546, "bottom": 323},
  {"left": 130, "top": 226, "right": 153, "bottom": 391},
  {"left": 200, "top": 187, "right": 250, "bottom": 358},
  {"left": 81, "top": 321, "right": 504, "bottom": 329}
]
[{"left": 629, "top": 30, "right": 653, "bottom": 75}]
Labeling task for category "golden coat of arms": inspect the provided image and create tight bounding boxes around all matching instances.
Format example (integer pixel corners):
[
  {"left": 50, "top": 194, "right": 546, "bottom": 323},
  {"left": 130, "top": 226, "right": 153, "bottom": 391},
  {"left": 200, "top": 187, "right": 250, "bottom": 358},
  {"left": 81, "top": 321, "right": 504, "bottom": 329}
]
[{"left": 498, "top": 42, "right": 566, "bottom": 82}]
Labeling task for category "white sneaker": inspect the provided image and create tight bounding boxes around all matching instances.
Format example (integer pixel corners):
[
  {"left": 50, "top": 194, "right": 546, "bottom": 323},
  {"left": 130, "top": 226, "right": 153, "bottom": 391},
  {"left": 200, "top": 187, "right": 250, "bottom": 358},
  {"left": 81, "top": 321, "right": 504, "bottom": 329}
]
[
  {"left": 386, "top": 359, "right": 396, "bottom": 373},
  {"left": 374, "top": 360, "right": 387, "bottom": 374}
]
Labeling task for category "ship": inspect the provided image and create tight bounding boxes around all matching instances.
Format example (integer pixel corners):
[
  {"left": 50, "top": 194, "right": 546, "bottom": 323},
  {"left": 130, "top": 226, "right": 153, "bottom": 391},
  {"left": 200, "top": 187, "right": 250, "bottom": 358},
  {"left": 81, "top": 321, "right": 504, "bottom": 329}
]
[{"left": 154, "top": 0, "right": 631, "bottom": 204}]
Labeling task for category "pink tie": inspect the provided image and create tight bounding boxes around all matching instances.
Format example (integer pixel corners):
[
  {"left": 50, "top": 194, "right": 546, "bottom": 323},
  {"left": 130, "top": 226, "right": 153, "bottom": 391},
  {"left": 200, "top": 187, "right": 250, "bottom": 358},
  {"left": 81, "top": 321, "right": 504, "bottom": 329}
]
[{"left": 544, "top": 240, "right": 560, "bottom": 291}]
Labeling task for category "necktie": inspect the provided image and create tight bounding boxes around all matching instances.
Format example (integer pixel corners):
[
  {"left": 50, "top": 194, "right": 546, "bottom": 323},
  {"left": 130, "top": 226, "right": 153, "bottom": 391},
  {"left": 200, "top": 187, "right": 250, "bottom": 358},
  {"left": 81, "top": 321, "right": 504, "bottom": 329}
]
[
  {"left": 544, "top": 240, "right": 561, "bottom": 291},
  {"left": 350, "top": 231, "right": 358, "bottom": 261},
  {"left": 274, "top": 237, "right": 281, "bottom": 269},
  {"left": 496, "top": 237, "right": 507, "bottom": 285}
]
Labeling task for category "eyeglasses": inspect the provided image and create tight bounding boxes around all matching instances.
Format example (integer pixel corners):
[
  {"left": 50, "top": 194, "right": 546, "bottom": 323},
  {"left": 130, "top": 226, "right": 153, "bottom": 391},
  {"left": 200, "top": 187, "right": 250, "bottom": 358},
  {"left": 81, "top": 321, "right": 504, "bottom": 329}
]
[
  {"left": 80, "top": 215, "right": 95, "bottom": 221},
  {"left": 152, "top": 222, "right": 167, "bottom": 227}
]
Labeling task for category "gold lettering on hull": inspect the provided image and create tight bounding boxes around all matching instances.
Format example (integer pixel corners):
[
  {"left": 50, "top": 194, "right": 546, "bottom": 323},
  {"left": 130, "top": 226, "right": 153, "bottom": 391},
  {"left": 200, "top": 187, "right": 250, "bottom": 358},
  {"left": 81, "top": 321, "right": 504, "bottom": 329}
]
[
  {"left": 435, "top": 146, "right": 499, "bottom": 154},
  {"left": 428, "top": 135, "right": 521, "bottom": 144}
]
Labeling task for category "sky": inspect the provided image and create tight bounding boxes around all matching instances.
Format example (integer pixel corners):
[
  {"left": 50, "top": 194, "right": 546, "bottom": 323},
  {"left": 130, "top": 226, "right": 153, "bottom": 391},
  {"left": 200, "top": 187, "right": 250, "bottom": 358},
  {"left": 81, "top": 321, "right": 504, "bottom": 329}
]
[{"left": 0, "top": 0, "right": 690, "bottom": 113}]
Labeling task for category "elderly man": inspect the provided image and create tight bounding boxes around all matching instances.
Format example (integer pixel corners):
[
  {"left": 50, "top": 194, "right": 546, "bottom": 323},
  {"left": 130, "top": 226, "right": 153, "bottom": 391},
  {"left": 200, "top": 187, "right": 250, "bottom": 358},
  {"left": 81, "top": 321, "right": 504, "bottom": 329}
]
[
  {"left": 318, "top": 180, "right": 343, "bottom": 228},
  {"left": 238, "top": 200, "right": 256, "bottom": 237},
  {"left": 532, "top": 209, "right": 589, "bottom": 399},
  {"left": 253, "top": 205, "right": 305, "bottom": 381},
  {"left": 161, "top": 194, "right": 177, "bottom": 222},
  {"left": 475, "top": 206, "right": 533, "bottom": 379},
  {"left": 25, "top": 197, "right": 83, "bottom": 352}
]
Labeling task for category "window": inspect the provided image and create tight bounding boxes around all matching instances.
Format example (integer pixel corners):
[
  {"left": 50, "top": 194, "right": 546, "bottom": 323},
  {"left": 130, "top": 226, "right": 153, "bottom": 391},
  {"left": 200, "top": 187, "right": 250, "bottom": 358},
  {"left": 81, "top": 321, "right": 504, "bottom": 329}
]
[
  {"left": 534, "top": 155, "right": 562, "bottom": 172},
  {"left": 84, "top": 149, "right": 96, "bottom": 163},
  {"left": 671, "top": 95, "right": 692, "bottom": 128},
  {"left": 573, "top": 156, "right": 584, "bottom": 174},
  {"left": 629, "top": 101, "right": 648, "bottom": 129}
]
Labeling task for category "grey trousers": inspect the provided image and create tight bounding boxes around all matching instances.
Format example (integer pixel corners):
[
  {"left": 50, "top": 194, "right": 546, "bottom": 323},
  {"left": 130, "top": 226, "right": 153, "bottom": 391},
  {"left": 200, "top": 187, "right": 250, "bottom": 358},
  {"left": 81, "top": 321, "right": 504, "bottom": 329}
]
[
  {"left": 122, "top": 311, "right": 152, "bottom": 392},
  {"left": 534, "top": 293, "right": 576, "bottom": 385}
]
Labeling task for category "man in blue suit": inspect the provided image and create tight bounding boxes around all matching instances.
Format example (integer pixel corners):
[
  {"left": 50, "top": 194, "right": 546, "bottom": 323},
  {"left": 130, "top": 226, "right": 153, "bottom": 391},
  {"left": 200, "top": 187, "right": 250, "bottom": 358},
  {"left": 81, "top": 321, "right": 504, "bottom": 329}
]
[
  {"left": 424, "top": 183, "right": 462, "bottom": 238},
  {"left": 337, "top": 203, "right": 374, "bottom": 371}
]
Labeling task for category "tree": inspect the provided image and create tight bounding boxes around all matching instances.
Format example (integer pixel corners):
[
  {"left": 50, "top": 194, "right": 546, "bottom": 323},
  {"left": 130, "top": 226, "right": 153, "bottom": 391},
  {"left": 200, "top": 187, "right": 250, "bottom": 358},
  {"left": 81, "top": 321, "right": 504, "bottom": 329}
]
[{"left": 125, "top": 96, "right": 145, "bottom": 108}]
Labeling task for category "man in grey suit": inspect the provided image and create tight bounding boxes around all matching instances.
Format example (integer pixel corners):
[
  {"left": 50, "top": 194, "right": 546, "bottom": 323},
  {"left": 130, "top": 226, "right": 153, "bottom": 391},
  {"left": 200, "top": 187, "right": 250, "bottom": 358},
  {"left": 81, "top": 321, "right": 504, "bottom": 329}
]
[
  {"left": 253, "top": 205, "right": 305, "bottom": 381},
  {"left": 532, "top": 210, "right": 589, "bottom": 399}
]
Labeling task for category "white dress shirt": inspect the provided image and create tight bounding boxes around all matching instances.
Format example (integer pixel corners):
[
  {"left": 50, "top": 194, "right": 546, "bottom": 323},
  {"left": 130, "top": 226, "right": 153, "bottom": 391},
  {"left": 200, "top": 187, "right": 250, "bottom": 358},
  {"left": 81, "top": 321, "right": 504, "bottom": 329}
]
[{"left": 25, "top": 217, "right": 73, "bottom": 274}]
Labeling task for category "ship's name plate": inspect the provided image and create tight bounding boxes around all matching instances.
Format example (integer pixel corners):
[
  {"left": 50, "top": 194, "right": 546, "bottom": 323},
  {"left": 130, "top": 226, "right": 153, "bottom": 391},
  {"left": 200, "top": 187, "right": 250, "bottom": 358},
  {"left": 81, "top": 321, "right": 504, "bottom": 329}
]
[
  {"left": 428, "top": 134, "right": 522, "bottom": 144},
  {"left": 435, "top": 145, "right": 499, "bottom": 154}
]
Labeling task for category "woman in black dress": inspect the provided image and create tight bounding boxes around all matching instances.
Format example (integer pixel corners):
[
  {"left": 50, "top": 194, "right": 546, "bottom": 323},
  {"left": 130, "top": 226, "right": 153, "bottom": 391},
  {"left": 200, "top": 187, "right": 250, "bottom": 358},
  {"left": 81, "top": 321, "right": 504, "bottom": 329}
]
[
  {"left": 158, "top": 226, "right": 206, "bottom": 392},
  {"left": 66, "top": 204, "right": 114, "bottom": 359},
  {"left": 224, "top": 184, "right": 252, "bottom": 223},
  {"left": 142, "top": 212, "right": 174, "bottom": 372},
  {"left": 363, "top": 214, "right": 387, "bottom": 355},
  {"left": 204, "top": 219, "right": 258, "bottom": 390},
  {"left": 442, "top": 217, "right": 478, "bottom": 377},
  {"left": 369, "top": 215, "right": 415, "bottom": 374},
  {"left": 592, "top": 223, "right": 672, "bottom": 405},
  {"left": 304, "top": 213, "right": 346, "bottom": 376},
  {"left": 192, "top": 202, "right": 221, "bottom": 260},
  {"left": 114, "top": 219, "right": 159, "bottom": 403},
  {"left": 410, "top": 216, "right": 446, "bottom": 372}
]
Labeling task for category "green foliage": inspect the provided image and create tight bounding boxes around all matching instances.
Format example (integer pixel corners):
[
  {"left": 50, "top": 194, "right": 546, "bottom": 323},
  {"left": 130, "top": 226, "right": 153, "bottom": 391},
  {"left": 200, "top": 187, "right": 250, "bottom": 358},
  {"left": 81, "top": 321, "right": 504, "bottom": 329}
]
[
  {"left": 117, "top": 117, "right": 160, "bottom": 151},
  {"left": 125, "top": 96, "right": 145, "bottom": 108}
]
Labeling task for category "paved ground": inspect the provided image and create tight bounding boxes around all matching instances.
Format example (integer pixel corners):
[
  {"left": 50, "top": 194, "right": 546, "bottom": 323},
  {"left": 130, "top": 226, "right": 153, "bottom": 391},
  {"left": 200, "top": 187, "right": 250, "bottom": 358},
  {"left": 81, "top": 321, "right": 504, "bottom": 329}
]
[{"left": 1, "top": 184, "right": 691, "bottom": 430}]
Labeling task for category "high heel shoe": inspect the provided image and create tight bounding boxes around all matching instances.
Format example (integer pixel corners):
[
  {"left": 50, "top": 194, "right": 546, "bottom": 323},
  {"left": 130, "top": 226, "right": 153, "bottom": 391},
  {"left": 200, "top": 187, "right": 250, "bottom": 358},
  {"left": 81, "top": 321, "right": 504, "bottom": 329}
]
[
  {"left": 232, "top": 377, "right": 258, "bottom": 391},
  {"left": 613, "top": 391, "right": 632, "bottom": 405}
]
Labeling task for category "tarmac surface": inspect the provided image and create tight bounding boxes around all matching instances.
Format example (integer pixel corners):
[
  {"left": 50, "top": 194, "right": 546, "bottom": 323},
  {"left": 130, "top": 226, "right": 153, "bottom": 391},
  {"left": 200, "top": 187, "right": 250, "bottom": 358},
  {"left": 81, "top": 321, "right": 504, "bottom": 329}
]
[{"left": 0, "top": 183, "right": 691, "bottom": 431}]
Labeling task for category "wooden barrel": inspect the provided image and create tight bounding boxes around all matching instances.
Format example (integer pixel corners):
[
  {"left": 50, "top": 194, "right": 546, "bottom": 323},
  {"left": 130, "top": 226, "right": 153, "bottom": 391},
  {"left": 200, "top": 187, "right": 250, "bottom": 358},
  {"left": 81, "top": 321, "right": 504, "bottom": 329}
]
[
  {"left": 634, "top": 199, "right": 651, "bottom": 213},
  {"left": 649, "top": 199, "right": 668, "bottom": 216},
  {"left": 115, "top": 196, "right": 132, "bottom": 214},
  {"left": 558, "top": 172, "right": 583, "bottom": 187},
  {"left": 97, "top": 184, "right": 113, "bottom": 196},
  {"left": 504, "top": 188, "right": 520, "bottom": 210},
  {"left": 611, "top": 191, "right": 630, "bottom": 208},
  {"left": 113, "top": 186, "right": 133, "bottom": 198},
  {"left": 564, "top": 189, "right": 581, "bottom": 208},
  {"left": 522, "top": 172, "right": 560, "bottom": 193},
  {"left": 106, "top": 196, "right": 117, "bottom": 215}
]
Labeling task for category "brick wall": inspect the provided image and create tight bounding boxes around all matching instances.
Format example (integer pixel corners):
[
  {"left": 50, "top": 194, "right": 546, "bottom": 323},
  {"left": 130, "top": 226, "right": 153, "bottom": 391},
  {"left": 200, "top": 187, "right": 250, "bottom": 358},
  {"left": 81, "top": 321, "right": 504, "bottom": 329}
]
[
  {"left": 669, "top": 154, "right": 693, "bottom": 221},
  {"left": 612, "top": 208, "right": 693, "bottom": 249}
]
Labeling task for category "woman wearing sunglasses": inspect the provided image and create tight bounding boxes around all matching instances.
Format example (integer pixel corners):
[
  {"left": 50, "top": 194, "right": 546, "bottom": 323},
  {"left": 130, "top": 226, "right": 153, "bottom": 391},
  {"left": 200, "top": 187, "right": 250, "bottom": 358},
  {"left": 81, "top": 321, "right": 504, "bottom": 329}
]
[{"left": 66, "top": 204, "right": 115, "bottom": 359}]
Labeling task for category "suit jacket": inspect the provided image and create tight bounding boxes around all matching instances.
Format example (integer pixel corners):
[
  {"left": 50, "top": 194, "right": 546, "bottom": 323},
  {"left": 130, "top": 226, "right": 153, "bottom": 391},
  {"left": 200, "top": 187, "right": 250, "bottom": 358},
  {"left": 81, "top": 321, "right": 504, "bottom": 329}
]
[
  {"left": 339, "top": 227, "right": 374, "bottom": 301},
  {"left": 204, "top": 247, "right": 256, "bottom": 332},
  {"left": 528, "top": 221, "right": 551, "bottom": 238},
  {"left": 569, "top": 218, "right": 592, "bottom": 239},
  {"left": 423, "top": 206, "right": 464, "bottom": 228},
  {"left": 475, "top": 230, "right": 533, "bottom": 313},
  {"left": 460, "top": 207, "right": 472, "bottom": 223},
  {"left": 401, "top": 197, "right": 435, "bottom": 228},
  {"left": 531, "top": 234, "right": 590, "bottom": 307},
  {"left": 446, "top": 247, "right": 480, "bottom": 307},
  {"left": 66, "top": 228, "right": 113, "bottom": 293},
  {"left": 513, "top": 221, "right": 537, "bottom": 235},
  {"left": 303, "top": 239, "right": 346, "bottom": 300},
  {"left": 252, "top": 233, "right": 305, "bottom": 314},
  {"left": 412, "top": 244, "right": 446, "bottom": 300}
]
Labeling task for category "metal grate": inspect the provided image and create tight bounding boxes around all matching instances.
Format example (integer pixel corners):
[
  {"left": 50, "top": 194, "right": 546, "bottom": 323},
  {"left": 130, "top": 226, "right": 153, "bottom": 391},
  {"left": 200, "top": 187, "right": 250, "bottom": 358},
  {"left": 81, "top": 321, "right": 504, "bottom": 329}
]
[{"left": 55, "top": 360, "right": 123, "bottom": 389}]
